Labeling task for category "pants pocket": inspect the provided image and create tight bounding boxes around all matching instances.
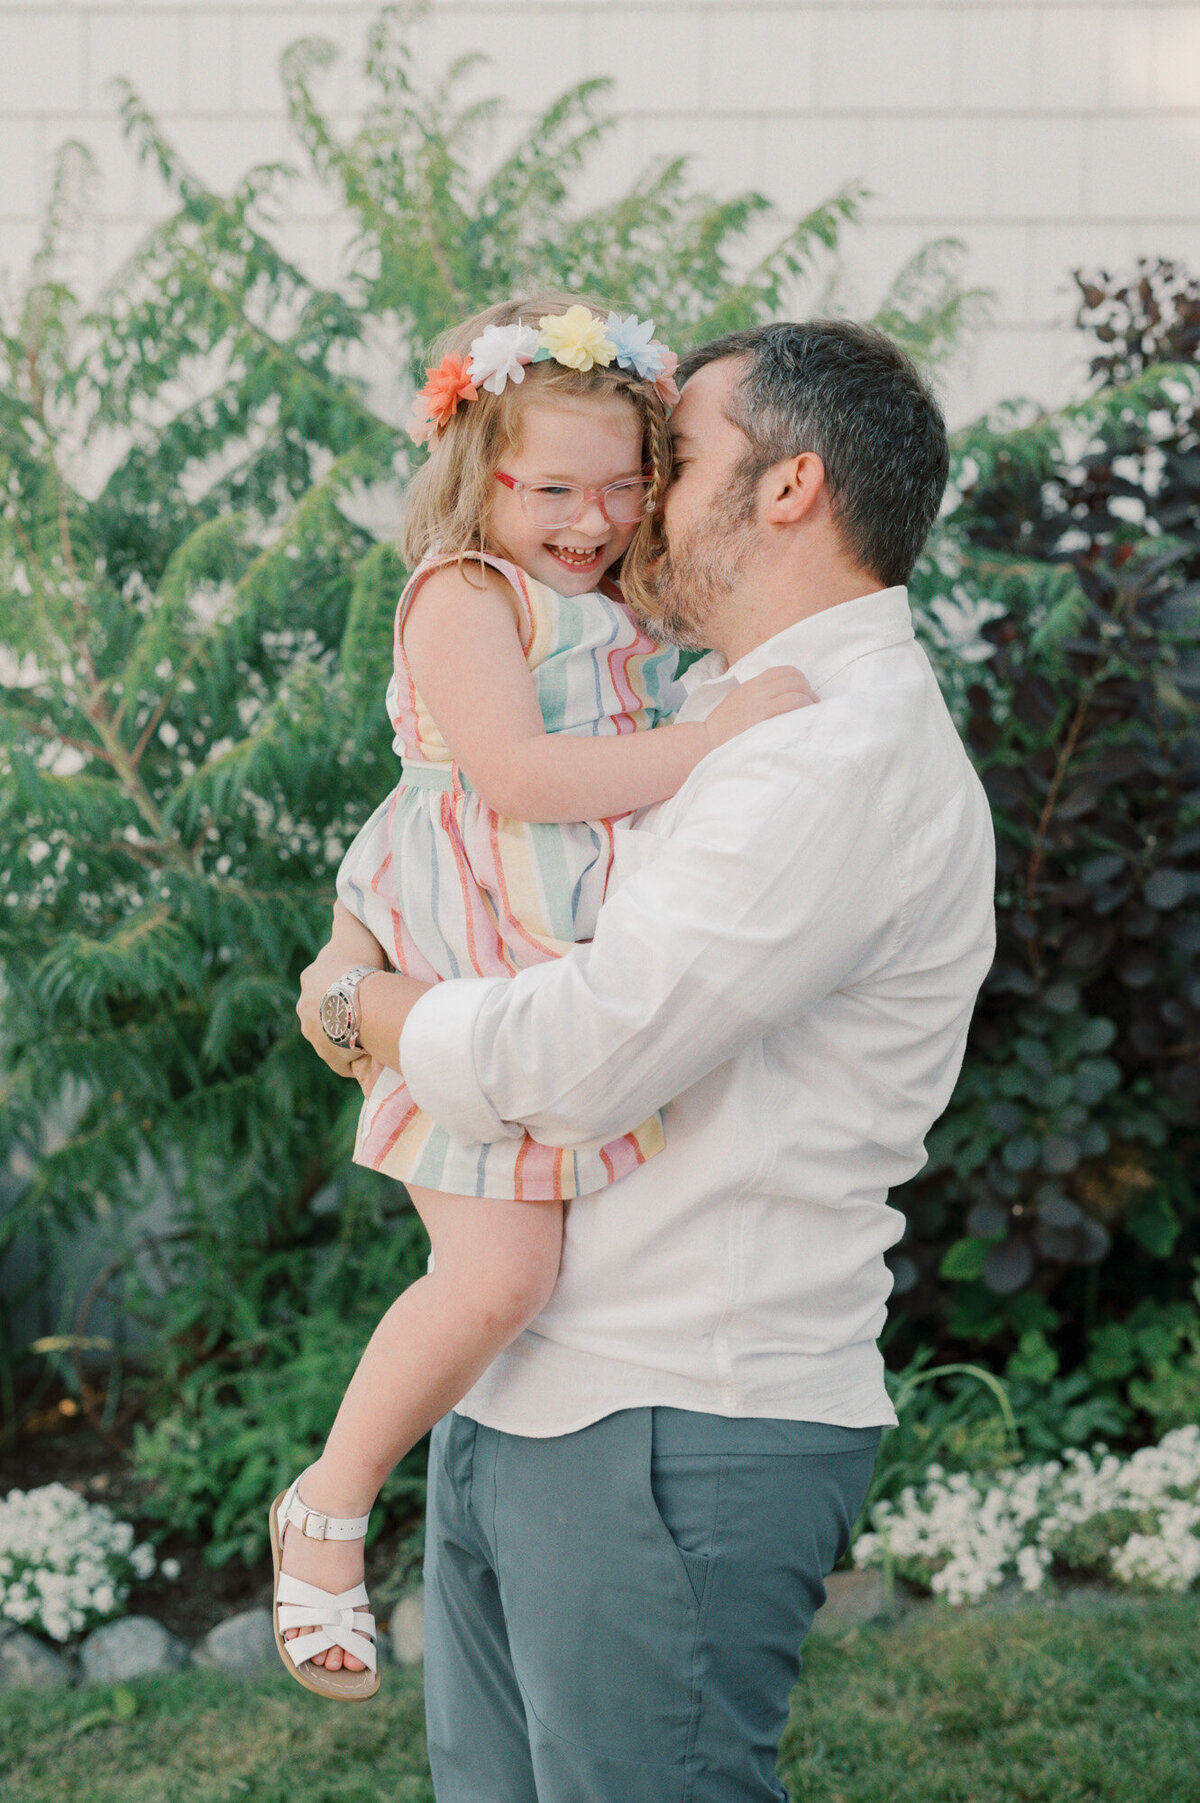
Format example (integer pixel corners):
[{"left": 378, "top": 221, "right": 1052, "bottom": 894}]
[
  {"left": 647, "top": 1424, "right": 726, "bottom": 1611},
  {"left": 494, "top": 1409, "right": 702, "bottom": 1765}
]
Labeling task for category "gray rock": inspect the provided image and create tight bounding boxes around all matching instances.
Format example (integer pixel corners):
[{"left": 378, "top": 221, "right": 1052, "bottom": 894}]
[
  {"left": 390, "top": 1589, "right": 424, "bottom": 1665},
  {"left": 80, "top": 1615, "right": 188, "bottom": 1684},
  {"left": 810, "top": 1568, "right": 892, "bottom": 1635},
  {"left": 191, "top": 1608, "right": 277, "bottom": 1677},
  {"left": 0, "top": 1627, "right": 73, "bottom": 1689}
]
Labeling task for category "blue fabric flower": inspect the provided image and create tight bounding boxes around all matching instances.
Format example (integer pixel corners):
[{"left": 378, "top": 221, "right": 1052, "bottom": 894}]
[{"left": 604, "top": 313, "right": 666, "bottom": 380}]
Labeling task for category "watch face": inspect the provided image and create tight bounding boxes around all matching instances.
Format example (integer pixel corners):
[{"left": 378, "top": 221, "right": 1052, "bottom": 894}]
[{"left": 320, "top": 989, "right": 354, "bottom": 1046}]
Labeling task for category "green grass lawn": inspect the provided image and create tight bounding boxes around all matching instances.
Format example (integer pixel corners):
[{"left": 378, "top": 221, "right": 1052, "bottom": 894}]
[
  {"left": 781, "top": 1590, "right": 1200, "bottom": 1802},
  {"left": 2, "top": 1591, "right": 1197, "bottom": 1803}
]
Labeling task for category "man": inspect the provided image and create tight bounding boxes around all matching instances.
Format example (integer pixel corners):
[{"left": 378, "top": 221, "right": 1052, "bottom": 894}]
[{"left": 299, "top": 320, "right": 995, "bottom": 1800}]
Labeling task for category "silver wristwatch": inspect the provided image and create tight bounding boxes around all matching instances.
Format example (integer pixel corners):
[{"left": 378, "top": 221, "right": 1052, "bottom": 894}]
[{"left": 318, "top": 965, "right": 381, "bottom": 1050}]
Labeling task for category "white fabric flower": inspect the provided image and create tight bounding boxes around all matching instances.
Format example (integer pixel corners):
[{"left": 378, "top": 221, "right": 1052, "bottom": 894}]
[{"left": 466, "top": 322, "right": 540, "bottom": 396}]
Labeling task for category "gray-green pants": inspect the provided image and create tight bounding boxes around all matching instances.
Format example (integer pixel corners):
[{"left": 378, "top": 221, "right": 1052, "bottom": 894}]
[{"left": 422, "top": 1405, "right": 880, "bottom": 1801}]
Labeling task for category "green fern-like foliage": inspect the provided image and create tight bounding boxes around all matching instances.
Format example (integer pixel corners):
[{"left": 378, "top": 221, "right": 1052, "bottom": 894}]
[
  {"left": 0, "top": 3, "right": 981, "bottom": 1429},
  {"left": 898, "top": 299, "right": 1200, "bottom": 1343}
]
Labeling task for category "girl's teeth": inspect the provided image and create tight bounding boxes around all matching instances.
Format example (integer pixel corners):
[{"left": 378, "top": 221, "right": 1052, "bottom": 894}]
[{"left": 551, "top": 547, "right": 600, "bottom": 564}]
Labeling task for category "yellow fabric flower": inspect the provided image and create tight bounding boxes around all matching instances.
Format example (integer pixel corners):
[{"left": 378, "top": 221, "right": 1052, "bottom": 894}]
[{"left": 537, "top": 306, "right": 617, "bottom": 372}]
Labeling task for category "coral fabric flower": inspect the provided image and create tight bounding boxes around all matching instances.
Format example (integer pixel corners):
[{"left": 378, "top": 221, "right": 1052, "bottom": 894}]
[
  {"left": 408, "top": 353, "right": 478, "bottom": 443},
  {"left": 467, "top": 321, "right": 540, "bottom": 395},
  {"left": 652, "top": 349, "right": 681, "bottom": 409},
  {"left": 605, "top": 313, "right": 666, "bottom": 380},
  {"left": 406, "top": 393, "right": 437, "bottom": 446},
  {"left": 538, "top": 305, "right": 616, "bottom": 372}
]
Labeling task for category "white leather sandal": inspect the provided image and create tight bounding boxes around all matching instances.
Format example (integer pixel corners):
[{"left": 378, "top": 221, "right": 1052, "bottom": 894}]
[{"left": 268, "top": 1477, "right": 380, "bottom": 1701}]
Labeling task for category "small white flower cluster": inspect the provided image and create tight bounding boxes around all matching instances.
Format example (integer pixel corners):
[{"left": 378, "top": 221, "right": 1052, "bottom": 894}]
[
  {"left": 0, "top": 1483, "right": 158, "bottom": 1642},
  {"left": 854, "top": 1425, "right": 1200, "bottom": 1607}
]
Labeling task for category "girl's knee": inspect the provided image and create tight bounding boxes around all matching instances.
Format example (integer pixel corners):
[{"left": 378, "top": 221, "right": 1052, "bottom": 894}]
[
  {"left": 476, "top": 1240, "right": 560, "bottom": 1338},
  {"left": 416, "top": 1187, "right": 563, "bottom": 1343}
]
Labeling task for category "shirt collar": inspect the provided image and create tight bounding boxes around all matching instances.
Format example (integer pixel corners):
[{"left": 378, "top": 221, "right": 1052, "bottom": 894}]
[{"left": 680, "top": 586, "right": 914, "bottom": 703}]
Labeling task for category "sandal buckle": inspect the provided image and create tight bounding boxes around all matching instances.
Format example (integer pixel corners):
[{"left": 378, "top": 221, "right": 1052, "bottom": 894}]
[{"left": 302, "top": 1507, "right": 327, "bottom": 1540}]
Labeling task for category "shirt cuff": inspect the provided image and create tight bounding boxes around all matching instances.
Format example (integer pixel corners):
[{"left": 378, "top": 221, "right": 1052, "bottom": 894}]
[{"left": 399, "top": 977, "right": 524, "bottom": 1144}]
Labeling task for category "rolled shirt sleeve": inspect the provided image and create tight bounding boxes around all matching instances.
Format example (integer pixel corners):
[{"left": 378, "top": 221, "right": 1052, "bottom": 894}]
[
  {"left": 399, "top": 729, "right": 904, "bottom": 1151},
  {"left": 400, "top": 973, "right": 523, "bottom": 1144}
]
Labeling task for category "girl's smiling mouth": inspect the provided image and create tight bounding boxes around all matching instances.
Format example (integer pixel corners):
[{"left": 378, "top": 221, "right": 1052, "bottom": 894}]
[{"left": 546, "top": 544, "right": 605, "bottom": 571}]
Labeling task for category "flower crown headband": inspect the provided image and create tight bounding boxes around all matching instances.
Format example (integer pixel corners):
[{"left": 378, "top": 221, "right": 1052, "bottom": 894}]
[{"left": 407, "top": 305, "right": 680, "bottom": 446}]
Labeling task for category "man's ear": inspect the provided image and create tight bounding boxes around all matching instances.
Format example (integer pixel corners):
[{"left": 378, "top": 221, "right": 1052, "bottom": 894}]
[{"left": 763, "top": 451, "right": 826, "bottom": 525}]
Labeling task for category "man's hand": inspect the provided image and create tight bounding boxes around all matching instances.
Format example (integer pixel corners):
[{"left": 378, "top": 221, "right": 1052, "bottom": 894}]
[
  {"left": 347, "top": 1052, "right": 385, "bottom": 1097},
  {"left": 297, "top": 904, "right": 388, "bottom": 1080},
  {"left": 704, "top": 667, "right": 818, "bottom": 751}
]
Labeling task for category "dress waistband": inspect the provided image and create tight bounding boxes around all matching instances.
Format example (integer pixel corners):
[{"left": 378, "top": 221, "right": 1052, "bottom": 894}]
[{"left": 400, "top": 764, "right": 474, "bottom": 795}]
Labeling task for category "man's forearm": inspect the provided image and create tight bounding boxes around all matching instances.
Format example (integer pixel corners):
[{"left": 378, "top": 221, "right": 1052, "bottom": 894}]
[
  {"left": 296, "top": 915, "right": 432, "bottom": 1082},
  {"left": 330, "top": 898, "right": 390, "bottom": 967},
  {"left": 356, "top": 968, "right": 433, "bottom": 1070},
  {"left": 397, "top": 743, "right": 900, "bottom": 1151}
]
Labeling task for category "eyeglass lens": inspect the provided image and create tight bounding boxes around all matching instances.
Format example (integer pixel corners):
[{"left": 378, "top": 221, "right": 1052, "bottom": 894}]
[{"left": 523, "top": 481, "right": 649, "bottom": 528}]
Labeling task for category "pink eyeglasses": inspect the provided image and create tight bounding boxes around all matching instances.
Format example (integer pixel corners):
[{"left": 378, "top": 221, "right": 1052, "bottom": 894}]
[{"left": 494, "top": 469, "right": 652, "bottom": 530}]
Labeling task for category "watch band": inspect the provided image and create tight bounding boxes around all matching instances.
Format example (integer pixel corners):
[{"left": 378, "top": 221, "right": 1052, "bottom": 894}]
[{"left": 318, "top": 965, "right": 381, "bottom": 1050}]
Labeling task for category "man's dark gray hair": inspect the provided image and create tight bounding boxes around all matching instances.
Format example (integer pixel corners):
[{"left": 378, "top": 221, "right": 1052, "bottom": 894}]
[{"left": 679, "top": 321, "right": 949, "bottom": 588}]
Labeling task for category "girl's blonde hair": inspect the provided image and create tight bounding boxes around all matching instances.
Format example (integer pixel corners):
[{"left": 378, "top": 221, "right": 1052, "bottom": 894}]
[{"left": 401, "top": 291, "right": 671, "bottom": 616}]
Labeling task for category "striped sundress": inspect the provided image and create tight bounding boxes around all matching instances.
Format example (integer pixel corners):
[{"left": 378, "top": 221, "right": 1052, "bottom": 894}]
[{"left": 335, "top": 551, "right": 683, "bottom": 1201}]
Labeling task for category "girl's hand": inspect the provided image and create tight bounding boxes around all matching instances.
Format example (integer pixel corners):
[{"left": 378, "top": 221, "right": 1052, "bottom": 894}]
[{"left": 704, "top": 667, "right": 819, "bottom": 751}]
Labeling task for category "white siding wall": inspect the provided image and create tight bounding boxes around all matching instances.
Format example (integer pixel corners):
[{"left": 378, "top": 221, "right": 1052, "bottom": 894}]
[{"left": 1, "top": 0, "right": 1199, "bottom": 421}]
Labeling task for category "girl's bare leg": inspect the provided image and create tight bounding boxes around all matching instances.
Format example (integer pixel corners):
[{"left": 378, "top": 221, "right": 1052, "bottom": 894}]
[{"left": 278, "top": 1182, "right": 562, "bottom": 1671}]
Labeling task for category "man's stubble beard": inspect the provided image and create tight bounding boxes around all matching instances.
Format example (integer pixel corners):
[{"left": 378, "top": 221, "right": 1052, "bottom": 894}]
[{"left": 647, "top": 464, "right": 762, "bottom": 651}]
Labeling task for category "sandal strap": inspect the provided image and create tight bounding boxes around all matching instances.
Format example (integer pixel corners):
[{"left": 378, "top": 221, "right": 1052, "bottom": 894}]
[
  {"left": 283, "top": 1627, "right": 378, "bottom": 1673},
  {"left": 280, "top": 1614, "right": 378, "bottom": 1673},
  {"left": 275, "top": 1573, "right": 378, "bottom": 1673},
  {"left": 277, "top": 1476, "right": 370, "bottom": 1542},
  {"left": 277, "top": 1573, "right": 372, "bottom": 1611}
]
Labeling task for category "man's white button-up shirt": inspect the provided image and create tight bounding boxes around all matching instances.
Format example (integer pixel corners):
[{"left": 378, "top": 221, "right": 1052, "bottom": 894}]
[{"left": 400, "top": 586, "right": 996, "bottom": 1433}]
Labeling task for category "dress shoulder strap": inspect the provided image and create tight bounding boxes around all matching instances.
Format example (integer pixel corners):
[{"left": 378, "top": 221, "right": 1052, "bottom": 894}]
[{"left": 396, "top": 552, "right": 537, "bottom": 656}]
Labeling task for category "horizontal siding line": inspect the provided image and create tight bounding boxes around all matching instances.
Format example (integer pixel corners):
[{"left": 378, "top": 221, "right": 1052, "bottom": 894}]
[
  {"left": 13, "top": 106, "right": 1200, "bottom": 122},
  {"left": 1, "top": 212, "right": 1195, "bottom": 230},
  {"left": 858, "top": 217, "right": 1200, "bottom": 227},
  {"left": 0, "top": 2, "right": 1193, "bottom": 10}
]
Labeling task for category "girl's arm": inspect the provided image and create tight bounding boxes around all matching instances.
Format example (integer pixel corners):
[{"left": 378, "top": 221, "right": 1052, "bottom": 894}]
[{"left": 402, "top": 564, "right": 816, "bottom": 824}]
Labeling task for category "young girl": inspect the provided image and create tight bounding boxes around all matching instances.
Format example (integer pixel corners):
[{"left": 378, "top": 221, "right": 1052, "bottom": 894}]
[{"left": 269, "top": 293, "right": 813, "bottom": 1699}]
